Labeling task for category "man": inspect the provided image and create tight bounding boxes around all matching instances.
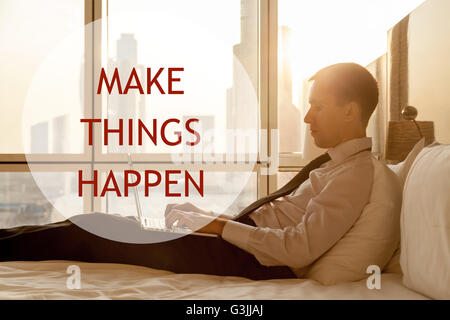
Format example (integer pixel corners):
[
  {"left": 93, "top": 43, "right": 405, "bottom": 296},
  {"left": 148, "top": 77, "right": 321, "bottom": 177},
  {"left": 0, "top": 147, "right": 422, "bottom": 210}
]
[
  {"left": 165, "top": 62, "right": 377, "bottom": 275},
  {"left": 0, "top": 62, "right": 379, "bottom": 280}
]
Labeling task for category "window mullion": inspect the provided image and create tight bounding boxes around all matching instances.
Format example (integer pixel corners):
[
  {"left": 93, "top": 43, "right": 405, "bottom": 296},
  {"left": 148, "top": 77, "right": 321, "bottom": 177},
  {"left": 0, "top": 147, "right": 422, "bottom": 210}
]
[
  {"left": 264, "top": 0, "right": 278, "bottom": 194},
  {"left": 84, "top": 0, "right": 103, "bottom": 213}
]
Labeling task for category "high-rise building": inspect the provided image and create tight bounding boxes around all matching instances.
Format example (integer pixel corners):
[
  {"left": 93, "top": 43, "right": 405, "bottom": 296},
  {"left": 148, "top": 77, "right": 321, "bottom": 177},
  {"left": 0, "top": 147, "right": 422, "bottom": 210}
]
[
  {"left": 224, "top": 0, "right": 259, "bottom": 213},
  {"left": 278, "top": 25, "right": 301, "bottom": 153},
  {"left": 108, "top": 33, "right": 146, "bottom": 153},
  {"left": 226, "top": 0, "right": 258, "bottom": 136},
  {"left": 31, "top": 121, "right": 48, "bottom": 153},
  {"left": 226, "top": 2, "right": 301, "bottom": 155},
  {"left": 52, "top": 114, "right": 69, "bottom": 153}
]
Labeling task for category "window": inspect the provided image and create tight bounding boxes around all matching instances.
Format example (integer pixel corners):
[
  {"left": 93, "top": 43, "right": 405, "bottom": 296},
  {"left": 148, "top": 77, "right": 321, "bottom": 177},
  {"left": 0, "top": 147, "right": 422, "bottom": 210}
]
[
  {"left": 0, "top": 0, "right": 85, "bottom": 155},
  {"left": 1, "top": 0, "right": 427, "bottom": 227},
  {"left": 0, "top": 0, "right": 86, "bottom": 227},
  {"left": 1, "top": 0, "right": 264, "bottom": 227}
]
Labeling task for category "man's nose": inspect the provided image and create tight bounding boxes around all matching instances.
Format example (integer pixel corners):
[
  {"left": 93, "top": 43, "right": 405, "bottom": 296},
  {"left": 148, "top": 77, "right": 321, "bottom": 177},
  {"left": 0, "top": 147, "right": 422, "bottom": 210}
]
[{"left": 304, "top": 108, "right": 312, "bottom": 124}]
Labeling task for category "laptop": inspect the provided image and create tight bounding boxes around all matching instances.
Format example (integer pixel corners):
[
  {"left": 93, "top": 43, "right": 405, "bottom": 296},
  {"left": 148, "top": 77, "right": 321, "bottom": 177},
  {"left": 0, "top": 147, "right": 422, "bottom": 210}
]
[{"left": 127, "top": 153, "right": 219, "bottom": 238}]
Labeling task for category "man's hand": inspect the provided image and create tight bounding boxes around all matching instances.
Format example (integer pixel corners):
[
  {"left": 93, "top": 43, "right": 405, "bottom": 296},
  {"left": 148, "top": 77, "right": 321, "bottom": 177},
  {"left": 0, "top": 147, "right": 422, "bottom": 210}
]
[
  {"left": 165, "top": 209, "right": 228, "bottom": 236},
  {"left": 165, "top": 202, "right": 212, "bottom": 217},
  {"left": 164, "top": 202, "right": 233, "bottom": 220}
]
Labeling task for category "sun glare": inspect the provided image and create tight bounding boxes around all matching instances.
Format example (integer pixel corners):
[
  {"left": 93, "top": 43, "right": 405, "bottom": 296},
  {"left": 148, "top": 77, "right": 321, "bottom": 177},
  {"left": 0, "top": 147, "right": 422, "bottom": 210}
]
[{"left": 279, "top": 0, "right": 427, "bottom": 105}]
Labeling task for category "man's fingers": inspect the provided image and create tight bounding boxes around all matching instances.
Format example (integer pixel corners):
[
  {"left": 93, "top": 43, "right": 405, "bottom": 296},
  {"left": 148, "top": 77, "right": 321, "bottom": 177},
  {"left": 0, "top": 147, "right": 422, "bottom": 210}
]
[
  {"left": 164, "top": 204, "right": 177, "bottom": 218},
  {"left": 165, "top": 209, "right": 213, "bottom": 230},
  {"left": 165, "top": 203, "right": 191, "bottom": 217},
  {"left": 165, "top": 209, "right": 182, "bottom": 227},
  {"left": 166, "top": 209, "right": 194, "bottom": 228}
]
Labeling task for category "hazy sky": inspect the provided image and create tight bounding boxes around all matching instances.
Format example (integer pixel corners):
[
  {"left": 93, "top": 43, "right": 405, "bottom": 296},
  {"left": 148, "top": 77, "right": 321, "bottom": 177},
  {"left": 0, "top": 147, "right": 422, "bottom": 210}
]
[
  {"left": 0, "top": 0, "right": 427, "bottom": 153},
  {"left": 278, "top": 0, "right": 426, "bottom": 105}
]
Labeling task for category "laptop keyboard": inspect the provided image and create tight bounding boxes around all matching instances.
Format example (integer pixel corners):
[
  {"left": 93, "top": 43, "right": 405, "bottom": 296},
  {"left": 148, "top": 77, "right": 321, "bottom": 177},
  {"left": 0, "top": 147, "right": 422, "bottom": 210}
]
[{"left": 142, "top": 217, "right": 192, "bottom": 234}]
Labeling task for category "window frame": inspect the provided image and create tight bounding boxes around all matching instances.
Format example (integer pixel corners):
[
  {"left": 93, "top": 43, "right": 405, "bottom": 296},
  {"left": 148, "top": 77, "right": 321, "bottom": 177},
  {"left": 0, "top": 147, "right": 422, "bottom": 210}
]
[{"left": 1, "top": 0, "right": 285, "bottom": 215}]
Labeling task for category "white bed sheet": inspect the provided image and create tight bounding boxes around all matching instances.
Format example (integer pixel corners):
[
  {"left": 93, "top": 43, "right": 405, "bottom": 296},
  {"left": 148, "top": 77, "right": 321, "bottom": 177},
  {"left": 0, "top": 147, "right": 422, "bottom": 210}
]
[{"left": 0, "top": 260, "right": 429, "bottom": 300}]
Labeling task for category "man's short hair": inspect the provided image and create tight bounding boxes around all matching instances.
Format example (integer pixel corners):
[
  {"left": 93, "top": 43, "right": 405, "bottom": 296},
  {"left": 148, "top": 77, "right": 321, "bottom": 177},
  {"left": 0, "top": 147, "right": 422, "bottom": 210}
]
[{"left": 309, "top": 62, "right": 379, "bottom": 127}]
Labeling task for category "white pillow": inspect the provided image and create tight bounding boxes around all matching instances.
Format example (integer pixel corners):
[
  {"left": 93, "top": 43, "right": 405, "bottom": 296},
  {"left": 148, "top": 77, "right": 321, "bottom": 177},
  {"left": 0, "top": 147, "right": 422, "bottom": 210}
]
[
  {"left": 387, "top": 137, "right": 425, "bottom": 188},
  {"left": 400, "top": 144, "right": 450, "bottom": 299},
  {"left": 383, "top": 137, "right": 426, "bottom": 273},
  {"left": 304, "top": 157, "right": 402, "bottom": 285}
]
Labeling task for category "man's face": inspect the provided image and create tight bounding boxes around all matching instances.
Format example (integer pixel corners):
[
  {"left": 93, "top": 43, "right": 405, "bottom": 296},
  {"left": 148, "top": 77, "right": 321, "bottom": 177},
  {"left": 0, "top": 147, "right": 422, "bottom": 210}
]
[{"left": 304, "top": 80, "right": 348, "bottom": 149}]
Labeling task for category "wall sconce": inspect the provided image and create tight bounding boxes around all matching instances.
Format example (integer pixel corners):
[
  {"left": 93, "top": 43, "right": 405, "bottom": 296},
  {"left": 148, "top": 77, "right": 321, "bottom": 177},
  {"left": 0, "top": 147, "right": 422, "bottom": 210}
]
[{"left": 385, "top": 106, "right": 435, "bottom": 162}]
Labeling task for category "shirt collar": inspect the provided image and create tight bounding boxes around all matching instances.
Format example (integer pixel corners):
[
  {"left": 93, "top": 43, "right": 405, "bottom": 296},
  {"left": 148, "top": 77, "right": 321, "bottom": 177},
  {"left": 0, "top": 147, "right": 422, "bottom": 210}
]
[{"left": 327, "top": 137, "right": 372, "bottom": 164}]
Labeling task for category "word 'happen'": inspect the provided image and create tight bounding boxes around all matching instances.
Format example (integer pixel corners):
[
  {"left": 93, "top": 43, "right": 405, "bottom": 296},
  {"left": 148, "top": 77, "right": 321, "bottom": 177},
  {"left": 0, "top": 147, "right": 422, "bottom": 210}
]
[{"left": 78, "top": 170, "right": 203, "bottom": 198}]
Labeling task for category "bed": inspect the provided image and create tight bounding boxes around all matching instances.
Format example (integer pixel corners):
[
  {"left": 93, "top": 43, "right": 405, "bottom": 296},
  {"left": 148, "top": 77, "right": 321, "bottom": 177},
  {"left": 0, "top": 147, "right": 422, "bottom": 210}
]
[
  {"left": 0, "top": 261, "right": 427, "bottom": 300},
  {"left": 1, "top": 141, "right": 448, "bottom": 300}
]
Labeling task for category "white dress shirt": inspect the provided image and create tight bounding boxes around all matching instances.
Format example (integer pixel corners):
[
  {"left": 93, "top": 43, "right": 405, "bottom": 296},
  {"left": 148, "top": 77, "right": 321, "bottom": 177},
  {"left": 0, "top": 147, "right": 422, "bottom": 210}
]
[{"left": 221, "top": 137, "right": 375, "bottom": 277}]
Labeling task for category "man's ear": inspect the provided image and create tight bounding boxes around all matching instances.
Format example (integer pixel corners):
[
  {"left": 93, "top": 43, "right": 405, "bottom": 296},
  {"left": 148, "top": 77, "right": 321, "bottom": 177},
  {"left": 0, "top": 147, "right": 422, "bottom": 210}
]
[{"left": 343, "top": 101, "right": 360, "bottom": 122}]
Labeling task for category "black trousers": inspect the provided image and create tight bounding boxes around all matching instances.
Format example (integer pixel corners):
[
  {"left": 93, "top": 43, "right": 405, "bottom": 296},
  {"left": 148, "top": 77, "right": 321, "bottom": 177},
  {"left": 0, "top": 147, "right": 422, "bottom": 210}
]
[{"left": 0, "top": 212, "right": 296, "bottom": 280}]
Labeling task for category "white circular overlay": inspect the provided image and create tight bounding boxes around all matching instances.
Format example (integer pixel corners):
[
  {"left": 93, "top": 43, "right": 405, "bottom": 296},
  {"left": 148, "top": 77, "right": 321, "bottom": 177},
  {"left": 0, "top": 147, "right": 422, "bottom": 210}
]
[{"left": 22, "top": 16, "right": 259, "bottom": 244}]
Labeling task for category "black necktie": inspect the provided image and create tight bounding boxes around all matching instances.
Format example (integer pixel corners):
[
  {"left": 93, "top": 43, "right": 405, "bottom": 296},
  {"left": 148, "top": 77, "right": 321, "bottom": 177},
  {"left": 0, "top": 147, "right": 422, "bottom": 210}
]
[{"left": 233, "top": 152, "right": 332, "bottom": 221}]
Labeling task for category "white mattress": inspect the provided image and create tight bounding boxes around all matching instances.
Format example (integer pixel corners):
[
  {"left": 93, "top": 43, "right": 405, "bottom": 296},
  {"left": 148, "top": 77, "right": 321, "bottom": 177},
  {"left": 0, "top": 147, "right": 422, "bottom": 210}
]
[{"left": 0, "top": 260, "right": 428, "bottom": 300}]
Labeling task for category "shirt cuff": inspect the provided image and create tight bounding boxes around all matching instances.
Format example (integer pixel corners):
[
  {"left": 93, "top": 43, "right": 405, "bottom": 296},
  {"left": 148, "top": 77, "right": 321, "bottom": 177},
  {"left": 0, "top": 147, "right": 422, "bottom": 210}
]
[{"left": 221, "top": 220, "right": 255, "bottom": 252}]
